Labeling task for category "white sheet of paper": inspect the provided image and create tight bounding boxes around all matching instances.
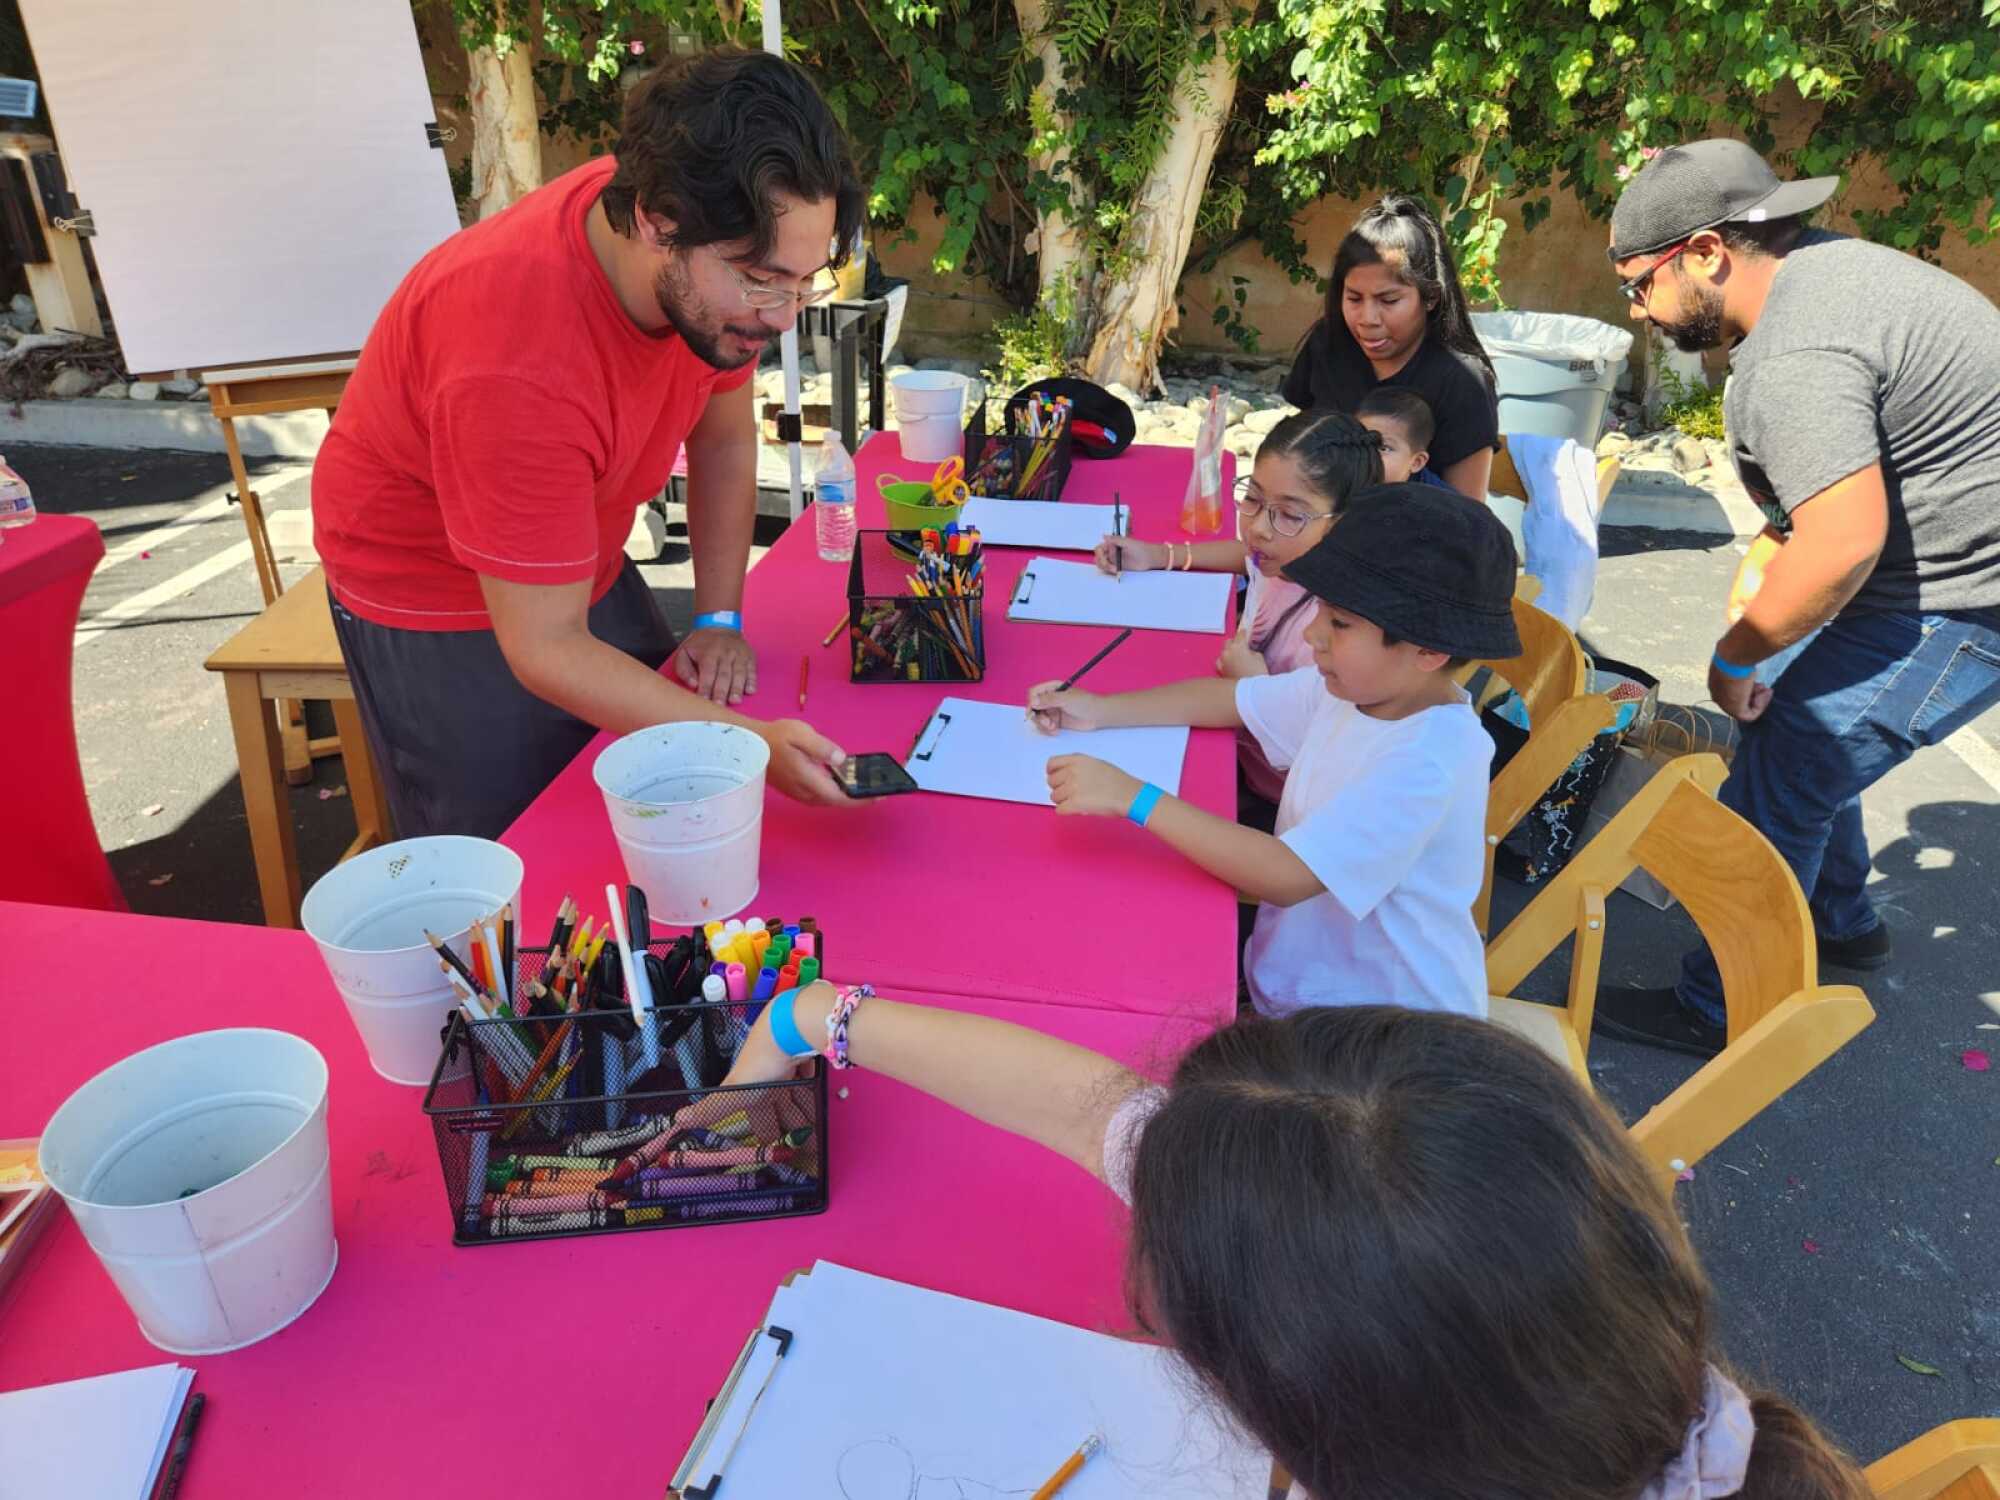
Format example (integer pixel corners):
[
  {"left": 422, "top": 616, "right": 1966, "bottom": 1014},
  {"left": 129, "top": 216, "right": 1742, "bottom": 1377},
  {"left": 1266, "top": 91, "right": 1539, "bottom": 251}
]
[
  {"left": 959, "top": 498, "right": 1129, "bottom": 552},
  {"left": 907, "top": 697, "right": 1188, "bottom": 807},
  {"left": 704, "top": 1262, "right": 1269, "bottom": 1499},
  {"left": 0, "top": 1362, "right": 194, "bottom": 1500},
  {"left": 18, "top": 0, "right": 460, "bottom": 372},
  {"left": 1008, "top": 557, "right": 1233, "bottom": 634}
]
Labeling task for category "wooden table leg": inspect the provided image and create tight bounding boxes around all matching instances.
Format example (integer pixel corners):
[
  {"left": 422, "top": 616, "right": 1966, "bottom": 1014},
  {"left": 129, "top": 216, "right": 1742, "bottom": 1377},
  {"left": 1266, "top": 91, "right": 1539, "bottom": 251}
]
[
  {"left": 332, "top": 697, "right": 395, "bottom": 855},
  {"left": 223, "top": 671, "right": 303, "bottom": 927}
]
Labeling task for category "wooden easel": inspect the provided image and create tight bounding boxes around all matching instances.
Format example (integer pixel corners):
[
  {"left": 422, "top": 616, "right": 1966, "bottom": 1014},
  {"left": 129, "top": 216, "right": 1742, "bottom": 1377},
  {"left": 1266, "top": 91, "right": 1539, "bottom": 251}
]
[{"left": 202, "top": 359, "right": 354, "bottom": 783}]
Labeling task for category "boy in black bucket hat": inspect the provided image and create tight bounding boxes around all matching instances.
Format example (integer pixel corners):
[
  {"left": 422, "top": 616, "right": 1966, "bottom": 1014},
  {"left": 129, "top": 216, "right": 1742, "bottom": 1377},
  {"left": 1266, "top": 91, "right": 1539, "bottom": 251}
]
[{"left": 1027, "top": 484, "right": 1518, "bottom": 1018}]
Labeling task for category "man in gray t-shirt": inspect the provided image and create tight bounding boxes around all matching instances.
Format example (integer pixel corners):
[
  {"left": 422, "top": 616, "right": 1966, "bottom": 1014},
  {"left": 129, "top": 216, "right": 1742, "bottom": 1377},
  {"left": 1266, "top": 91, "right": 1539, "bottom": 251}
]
[{"left": 1594, "top": 139, "right": 2000, "bottom": 1058}]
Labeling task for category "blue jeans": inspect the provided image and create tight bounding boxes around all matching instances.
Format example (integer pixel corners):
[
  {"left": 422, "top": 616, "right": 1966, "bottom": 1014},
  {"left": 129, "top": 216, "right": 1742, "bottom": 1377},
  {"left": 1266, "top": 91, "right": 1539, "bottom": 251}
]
[{"left": 1677, "top": 607, "right": 2000, "bottom": 1022}]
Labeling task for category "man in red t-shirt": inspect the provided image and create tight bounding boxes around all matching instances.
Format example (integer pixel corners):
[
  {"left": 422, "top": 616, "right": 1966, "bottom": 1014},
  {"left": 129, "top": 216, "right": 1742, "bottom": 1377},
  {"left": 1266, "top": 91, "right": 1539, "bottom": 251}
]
[{"left": 312, "top": 49, "right": 862, "bottom": 838}]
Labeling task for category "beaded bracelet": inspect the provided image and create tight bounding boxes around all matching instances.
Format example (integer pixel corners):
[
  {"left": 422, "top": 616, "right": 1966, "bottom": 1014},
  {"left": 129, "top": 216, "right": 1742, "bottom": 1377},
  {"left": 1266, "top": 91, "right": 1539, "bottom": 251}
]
[{"left": 823, "top": 983, "right": 872, "bottom": 1070}]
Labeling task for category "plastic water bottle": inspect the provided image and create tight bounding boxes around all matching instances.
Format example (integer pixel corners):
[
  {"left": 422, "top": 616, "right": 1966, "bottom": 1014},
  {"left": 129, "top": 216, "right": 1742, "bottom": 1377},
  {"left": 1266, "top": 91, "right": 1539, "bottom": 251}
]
[
  {"left": 0, "top": 454, "right": 34, "bottom": 534},
  {"left": 813, "top": 434, "right": 857, "bottom": 563}
]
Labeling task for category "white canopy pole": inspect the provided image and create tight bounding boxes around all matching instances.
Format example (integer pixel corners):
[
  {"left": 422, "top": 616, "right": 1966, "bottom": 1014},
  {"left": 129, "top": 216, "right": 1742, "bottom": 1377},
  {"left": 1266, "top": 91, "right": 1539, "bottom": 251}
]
[{"left": 762, "top": 1, "right": 807, "bottom": 522}]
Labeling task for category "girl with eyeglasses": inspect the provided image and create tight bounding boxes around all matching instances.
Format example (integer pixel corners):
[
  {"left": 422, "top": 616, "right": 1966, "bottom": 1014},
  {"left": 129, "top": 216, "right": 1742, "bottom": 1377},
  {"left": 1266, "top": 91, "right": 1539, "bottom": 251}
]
[{"left": 1094, "top": 412, "right": 1385, "bottom": 830}]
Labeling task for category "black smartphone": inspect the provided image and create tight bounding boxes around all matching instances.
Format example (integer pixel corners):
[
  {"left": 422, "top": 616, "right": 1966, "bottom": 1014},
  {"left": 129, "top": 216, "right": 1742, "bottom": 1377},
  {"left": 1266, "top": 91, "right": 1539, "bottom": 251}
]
[{"left": 839, "top": 752, "right": 920, "bottom": 798}]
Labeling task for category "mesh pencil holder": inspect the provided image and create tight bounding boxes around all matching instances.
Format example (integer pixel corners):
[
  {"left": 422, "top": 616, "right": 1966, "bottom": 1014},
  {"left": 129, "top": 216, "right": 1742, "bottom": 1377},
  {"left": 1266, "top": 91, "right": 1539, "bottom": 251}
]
[
  {"left": 962, "top": 397, "right": 1074, "bottom": 502},
  {"left": 845, "top": 529, "right": 986, "bottom": 684},
  {"left": 421, "top": 937, "right": 829, "bottom": 1246}
]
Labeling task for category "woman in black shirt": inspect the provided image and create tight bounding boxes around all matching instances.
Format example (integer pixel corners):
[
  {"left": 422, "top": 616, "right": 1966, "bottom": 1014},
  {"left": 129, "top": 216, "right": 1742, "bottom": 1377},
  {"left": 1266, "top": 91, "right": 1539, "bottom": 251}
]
[{"left": 1282, "top": 195, "right": 1500, "bottom": 498}]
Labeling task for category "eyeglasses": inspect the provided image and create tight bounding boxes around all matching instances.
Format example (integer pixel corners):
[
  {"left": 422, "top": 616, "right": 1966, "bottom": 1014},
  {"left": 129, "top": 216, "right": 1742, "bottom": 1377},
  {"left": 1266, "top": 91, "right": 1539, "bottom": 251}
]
[
  {"left": 1616, "top": 241, "right": 1690, "bottom": 305},
  {"left": 1234, "top": 478, "right": 1335, "bottom": 539},
  {"left": 719, "top": 256, "right": 837, "bottom": 311}
]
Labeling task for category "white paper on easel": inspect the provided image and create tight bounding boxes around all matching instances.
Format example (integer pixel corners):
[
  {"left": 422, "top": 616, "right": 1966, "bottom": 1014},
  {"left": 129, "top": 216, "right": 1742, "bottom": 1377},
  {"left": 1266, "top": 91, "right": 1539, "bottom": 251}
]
[
  {"left": 1008, "top": 557, "right": 1233, "bottom": 634},
  {"left": 907, "top": 697, "right": 1188, "bottom": 807},
  {"left": 19, "top": 0, "right": 460, "bottom": 373},
  {"left": 702, "top": 1261, "right": 1269, "bottom": 1498},
  {"left": 958, "top": 498, "right": 1129, "bottom": 551}
]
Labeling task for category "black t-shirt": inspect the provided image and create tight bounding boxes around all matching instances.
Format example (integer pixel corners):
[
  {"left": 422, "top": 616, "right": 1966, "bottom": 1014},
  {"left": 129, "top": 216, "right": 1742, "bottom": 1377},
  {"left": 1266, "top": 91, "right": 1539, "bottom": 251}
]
[{"left": 1281, "top": 322, "right": 1500, "bottom": 470}]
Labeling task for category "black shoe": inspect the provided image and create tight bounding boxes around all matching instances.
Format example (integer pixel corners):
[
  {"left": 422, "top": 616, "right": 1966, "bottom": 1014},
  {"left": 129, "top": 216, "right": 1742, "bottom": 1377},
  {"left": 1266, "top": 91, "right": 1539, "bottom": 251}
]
[
  {"left": 1817, "top": 922, "right": 1891, "bottom": 972},
  {"left": 1592, "top": 985, "right": 1726, "bottom": 1060}
]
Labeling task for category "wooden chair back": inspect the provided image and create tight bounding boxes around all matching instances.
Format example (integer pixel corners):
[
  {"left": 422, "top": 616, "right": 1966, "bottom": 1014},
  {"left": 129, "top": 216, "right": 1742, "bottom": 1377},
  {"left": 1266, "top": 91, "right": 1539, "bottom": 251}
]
[
  {"left": 1869, "top": 1421, "right": 2000, "bottom": 1500},
  {"left": 1487, "top": 753, "right": 1873, "bottom": 1182},
  {"left": 1465, "top": 595, "right": 1616, "bottom": 932}
]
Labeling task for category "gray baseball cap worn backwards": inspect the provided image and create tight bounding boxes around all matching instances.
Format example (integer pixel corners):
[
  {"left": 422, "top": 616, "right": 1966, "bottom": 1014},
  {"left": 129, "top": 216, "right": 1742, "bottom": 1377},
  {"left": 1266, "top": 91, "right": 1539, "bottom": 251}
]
[{"left": 1609, "top": 138, "right": 1839, "bottom": 262}]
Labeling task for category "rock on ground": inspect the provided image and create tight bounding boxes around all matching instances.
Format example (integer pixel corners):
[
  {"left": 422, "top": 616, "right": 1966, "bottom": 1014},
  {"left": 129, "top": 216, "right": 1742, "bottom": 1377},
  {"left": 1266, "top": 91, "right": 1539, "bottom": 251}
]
[
  {"left": 127, "top": 380, "right": 161, "bottom": 401},
  {"left": 45, "top": 367, "right": 96, "bottom": 399}
]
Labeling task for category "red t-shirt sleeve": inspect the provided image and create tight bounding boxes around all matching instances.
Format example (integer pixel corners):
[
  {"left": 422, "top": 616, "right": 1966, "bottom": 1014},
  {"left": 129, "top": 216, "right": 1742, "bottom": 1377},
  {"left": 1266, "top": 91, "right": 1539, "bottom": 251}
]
[{"left": 428, "top": 373, "right": 605, "bottom": 586}]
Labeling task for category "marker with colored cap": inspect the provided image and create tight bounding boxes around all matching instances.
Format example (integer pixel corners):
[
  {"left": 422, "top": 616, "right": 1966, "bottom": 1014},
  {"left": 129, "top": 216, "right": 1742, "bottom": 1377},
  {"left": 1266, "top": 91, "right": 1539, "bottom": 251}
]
[
  {"left": 745, "top": 917, "right": 766, "bottom": 936},
  {"left": 701, "top": 974, "right": 726, "bottom": 1005},
  {"left": 798, "top": 957, "right": 820, "bottom": 986},
  {"left": 725, "top": 963, "right": 748, "bottom": 1002},
  {"left": 795, "top": 931, "right": 817, "bottom": 960}
]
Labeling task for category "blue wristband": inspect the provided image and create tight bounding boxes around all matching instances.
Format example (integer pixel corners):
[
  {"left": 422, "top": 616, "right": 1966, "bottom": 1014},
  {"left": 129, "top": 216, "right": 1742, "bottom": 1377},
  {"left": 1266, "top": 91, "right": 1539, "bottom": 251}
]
[
  {"left": 766, "top": 987, "right": 817, "bottom": 1059},
  {"left": 1710, "top": 651, "right": 1755, "bottom": 680},
  {"left": 693, "top": 610, "right": 743, "bottom": 633},
  {"left": 1127, "top": 782, "right": 1165, "bottom": 827}
]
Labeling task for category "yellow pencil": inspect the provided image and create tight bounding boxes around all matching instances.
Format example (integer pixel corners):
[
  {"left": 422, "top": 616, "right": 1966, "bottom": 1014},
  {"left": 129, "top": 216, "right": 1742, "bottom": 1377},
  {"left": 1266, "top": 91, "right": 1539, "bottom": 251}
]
[{"left": 1030, "top": 1434, "right": 1101, "bottom": 1500}]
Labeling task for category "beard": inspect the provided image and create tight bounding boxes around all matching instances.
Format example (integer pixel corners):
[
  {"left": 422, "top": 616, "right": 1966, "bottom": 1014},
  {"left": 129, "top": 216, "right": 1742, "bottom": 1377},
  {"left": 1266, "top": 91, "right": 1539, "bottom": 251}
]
[
  {"left": 1655, "top": 278, "right": 1726, "bottom": 353},
  {"left": 653, "top": 255, "right": 777, "bottom": 370}
]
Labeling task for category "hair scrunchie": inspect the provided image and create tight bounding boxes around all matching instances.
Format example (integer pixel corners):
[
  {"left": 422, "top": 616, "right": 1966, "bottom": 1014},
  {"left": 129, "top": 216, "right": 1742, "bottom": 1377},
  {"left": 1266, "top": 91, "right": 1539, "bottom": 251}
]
[{"left": 1638, "top": 1365, "right": 1756, "bottom": 1500}]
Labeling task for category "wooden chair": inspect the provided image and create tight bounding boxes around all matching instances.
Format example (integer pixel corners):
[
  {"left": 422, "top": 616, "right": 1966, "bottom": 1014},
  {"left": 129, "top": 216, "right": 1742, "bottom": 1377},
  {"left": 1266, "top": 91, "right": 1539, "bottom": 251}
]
[
  {"left": 1484, "top": 752, "right": 1874, "bottom": 1188},
  {"left": 1869, "top": 1420, "right": 2000, "bottom": 1500},
  {"left": 1461, "top": 594, "right": 1618, "bottom": 933}
]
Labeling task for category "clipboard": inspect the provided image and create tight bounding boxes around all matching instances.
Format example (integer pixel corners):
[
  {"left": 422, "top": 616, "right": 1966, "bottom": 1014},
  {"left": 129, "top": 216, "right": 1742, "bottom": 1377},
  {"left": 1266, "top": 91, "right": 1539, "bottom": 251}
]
[
  {"left": 669, "top": 1267, "right": 812, "bottom": 1499},
  {"left": 1008, "top": 556, "right": 1232, "bottom": 634}
]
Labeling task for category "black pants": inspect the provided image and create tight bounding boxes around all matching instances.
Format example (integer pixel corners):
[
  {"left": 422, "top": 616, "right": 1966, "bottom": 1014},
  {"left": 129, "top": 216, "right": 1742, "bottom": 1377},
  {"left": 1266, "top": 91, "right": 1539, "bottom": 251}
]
[{"left": 329, "top": 562, "right": 677, "bottom": 840}]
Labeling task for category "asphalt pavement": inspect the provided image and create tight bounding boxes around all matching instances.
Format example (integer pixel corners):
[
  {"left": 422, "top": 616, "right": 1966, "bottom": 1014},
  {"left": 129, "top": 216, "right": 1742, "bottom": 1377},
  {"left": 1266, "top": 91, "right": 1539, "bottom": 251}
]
[{"left": 21, "top": 442, "right": 2000, "bottom": 1461}]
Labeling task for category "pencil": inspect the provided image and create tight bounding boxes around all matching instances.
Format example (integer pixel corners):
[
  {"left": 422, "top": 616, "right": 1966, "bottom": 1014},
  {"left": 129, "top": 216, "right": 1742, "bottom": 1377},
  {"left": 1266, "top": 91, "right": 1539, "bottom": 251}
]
[
  {"left": 428, "top": 929, "right": 487, "bottom": 1000},
  {"left": 798, "top": 652, "right": 810, "bottom": 709},
  {"left": 1030, "top": 1433, "right": 1102, "bottom": 1500},
  {"left": 1058, "top": 628, "right": 1133, "bottom": 691},
  {"left": 158, "top": 1392, "right": 206, "bottom": 1500},
  {"left": 1112, "top": 491, "right": 1124, "bottom": 583},
  {"left": 821, "top": 610, "right": 848, "bottom": 648}
]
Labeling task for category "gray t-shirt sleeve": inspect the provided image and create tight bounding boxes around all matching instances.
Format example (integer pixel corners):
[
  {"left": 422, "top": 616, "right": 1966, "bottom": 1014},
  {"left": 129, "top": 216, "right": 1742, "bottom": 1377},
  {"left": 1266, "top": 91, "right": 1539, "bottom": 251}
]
[{"left": 1730, "top": 349, "right": 1882, "bottom": 513}]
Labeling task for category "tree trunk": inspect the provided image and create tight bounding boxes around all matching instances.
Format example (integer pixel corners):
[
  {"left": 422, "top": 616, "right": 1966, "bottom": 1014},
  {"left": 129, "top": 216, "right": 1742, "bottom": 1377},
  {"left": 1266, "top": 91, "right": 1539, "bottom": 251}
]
[
  {"left": 1081, "top": 0, "right": 1240, "bottom": 392},
  {"left": 467, "top": 36, "right": 542, "bottom": 220},
  {"left": 1012, "top": 0, "right": 1089, "bottom": 304}
]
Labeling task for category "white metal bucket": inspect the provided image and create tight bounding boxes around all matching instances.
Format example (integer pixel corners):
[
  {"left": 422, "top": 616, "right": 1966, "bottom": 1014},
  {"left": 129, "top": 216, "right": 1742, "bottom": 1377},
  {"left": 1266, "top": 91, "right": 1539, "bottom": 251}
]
[
  {"left": 594, "top": 722, "right": 770, "bottom": 924},
  {"left": 39, "top": 1028, "right": 337, "bottom": 1355},
  {"left": 892, "top": 371, "right": 968, "bottom": 463},
  {"left": 300, "top": 836, "right": 523, "bottom": 1085}
]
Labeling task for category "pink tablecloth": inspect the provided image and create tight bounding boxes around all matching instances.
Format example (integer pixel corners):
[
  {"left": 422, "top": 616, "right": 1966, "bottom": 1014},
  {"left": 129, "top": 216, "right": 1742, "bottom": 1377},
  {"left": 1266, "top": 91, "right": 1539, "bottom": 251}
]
[
  {"left": 0, "top": 899, "right": 1214, "bottom": 1498},
  {"left": 0, "top": 515, "right": 122, "bottom": 911},
  {"left": 504, "top": 438, "right": 1241, "bottom": 1020}
]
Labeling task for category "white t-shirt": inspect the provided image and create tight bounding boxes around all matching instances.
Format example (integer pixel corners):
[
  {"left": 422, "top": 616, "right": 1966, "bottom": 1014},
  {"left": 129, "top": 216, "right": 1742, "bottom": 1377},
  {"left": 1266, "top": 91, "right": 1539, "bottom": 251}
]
[{"left": 1236, "top": 667, "right": 1490, "bottom": 1017}]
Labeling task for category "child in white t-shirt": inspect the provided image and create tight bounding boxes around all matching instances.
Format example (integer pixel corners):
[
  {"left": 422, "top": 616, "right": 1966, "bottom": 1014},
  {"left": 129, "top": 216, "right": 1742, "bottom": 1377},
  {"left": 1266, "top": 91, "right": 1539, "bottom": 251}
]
[{"left": 1028, "top": 483, "right": 1519, "bottom": 1017}]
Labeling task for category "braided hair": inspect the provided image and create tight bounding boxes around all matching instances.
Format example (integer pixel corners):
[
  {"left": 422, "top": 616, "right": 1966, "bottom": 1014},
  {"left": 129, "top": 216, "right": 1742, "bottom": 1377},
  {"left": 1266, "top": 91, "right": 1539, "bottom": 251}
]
[
  {"left": 1257, "top": 410, "right": 1385, "bottom": 513},
  {"left": 1322, "top": 195, "right": 1496, "bottom": 389}
]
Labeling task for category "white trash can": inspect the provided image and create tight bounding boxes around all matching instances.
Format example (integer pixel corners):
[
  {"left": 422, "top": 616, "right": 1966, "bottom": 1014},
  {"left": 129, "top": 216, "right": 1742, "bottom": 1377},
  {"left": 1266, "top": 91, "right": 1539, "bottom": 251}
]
[
  {"left": 39, "top": 1028, "right": 337, "bottom": 1354},
  {"left": 1472, "top": 311, "right": 1635, "bottom": 446}
]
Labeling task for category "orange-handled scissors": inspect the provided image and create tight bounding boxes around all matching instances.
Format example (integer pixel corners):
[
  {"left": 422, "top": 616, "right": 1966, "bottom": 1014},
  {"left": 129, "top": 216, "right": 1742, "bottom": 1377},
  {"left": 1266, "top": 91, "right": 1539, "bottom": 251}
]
[{"left": 929, "top": 456, "right": 970, "bottom": 507}]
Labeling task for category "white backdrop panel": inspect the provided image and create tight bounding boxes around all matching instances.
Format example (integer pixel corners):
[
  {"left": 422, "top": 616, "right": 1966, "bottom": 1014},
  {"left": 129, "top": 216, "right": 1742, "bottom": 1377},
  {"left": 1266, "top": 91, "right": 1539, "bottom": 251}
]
[{"left": 20, "top": 0, "right": 463, "bottom": 372}]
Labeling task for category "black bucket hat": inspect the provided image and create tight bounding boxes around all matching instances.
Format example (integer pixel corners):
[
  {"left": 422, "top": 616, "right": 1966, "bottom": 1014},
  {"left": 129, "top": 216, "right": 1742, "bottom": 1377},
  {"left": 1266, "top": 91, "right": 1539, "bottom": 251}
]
[
  {"left": 1610, "top": 139, "right": 1838, "bottom": 261},
  {"left": 1282, "top": 484, "right": 1521, "bottom": 660},
  {"left": 1010, "top": 377, "right": 1135, "bottom": 459}
]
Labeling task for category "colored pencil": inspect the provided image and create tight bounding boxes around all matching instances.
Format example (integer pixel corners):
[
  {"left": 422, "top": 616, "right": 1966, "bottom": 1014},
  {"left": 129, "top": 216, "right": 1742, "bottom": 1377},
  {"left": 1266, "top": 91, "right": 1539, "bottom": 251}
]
[
  {"left": 821, "top": 610, "right": 848, "bottom": 648},
  {"left": 798, "top": 652, "right": 810, "bottom": 709}
]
